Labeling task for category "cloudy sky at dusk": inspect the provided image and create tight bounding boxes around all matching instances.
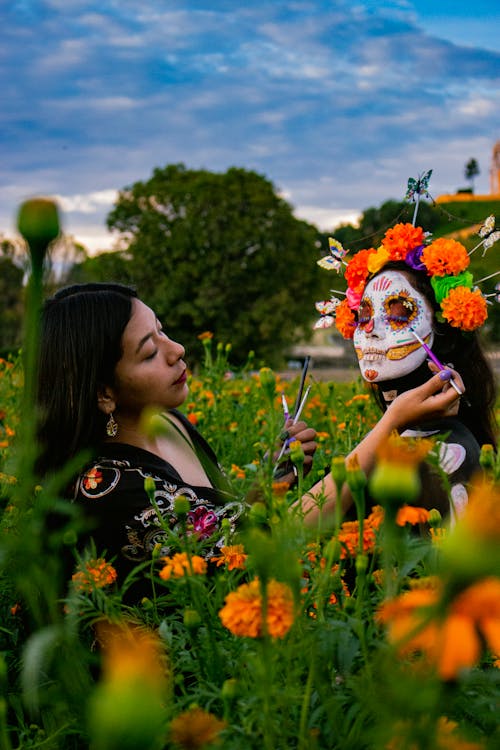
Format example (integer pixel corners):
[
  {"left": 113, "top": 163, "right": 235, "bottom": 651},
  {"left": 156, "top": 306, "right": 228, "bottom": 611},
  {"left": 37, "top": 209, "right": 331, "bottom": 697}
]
[{"left": 2, "top": 0, "right": 499, "bottom": 254}]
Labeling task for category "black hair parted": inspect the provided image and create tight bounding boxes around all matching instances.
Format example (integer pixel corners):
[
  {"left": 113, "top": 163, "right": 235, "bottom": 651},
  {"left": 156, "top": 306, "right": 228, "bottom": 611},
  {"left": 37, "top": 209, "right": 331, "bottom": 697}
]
[{"left": 35, "top": 283, "right": 138, "bottom": 477}]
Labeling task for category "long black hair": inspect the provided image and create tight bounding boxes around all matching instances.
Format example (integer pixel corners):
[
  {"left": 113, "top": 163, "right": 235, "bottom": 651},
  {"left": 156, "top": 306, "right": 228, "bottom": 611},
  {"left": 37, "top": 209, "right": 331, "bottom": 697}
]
[
  {"left": 367, "top": 262, "right": 498, "bottom": 448},
  {"left": 35, "top": 282, "right": 138, "bottom": 477}
]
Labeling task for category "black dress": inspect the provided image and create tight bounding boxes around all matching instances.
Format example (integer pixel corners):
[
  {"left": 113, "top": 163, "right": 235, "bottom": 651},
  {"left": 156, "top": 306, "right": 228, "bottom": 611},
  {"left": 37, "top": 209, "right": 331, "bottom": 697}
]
[{"left": 72, "top": 410, "right": 247, "bottom": 594}]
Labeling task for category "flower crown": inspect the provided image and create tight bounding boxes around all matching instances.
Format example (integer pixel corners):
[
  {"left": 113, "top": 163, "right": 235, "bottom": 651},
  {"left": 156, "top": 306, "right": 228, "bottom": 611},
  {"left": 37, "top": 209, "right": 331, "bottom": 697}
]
[{"left": 315, "top": 175, "right": 500, "bottom": 340}]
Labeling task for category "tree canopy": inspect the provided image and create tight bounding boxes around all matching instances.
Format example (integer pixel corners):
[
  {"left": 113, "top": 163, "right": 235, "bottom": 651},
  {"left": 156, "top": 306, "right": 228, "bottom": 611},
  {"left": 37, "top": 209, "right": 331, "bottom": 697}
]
[{"left": 95, "top": 164, "right": 328, "bottom": 367}]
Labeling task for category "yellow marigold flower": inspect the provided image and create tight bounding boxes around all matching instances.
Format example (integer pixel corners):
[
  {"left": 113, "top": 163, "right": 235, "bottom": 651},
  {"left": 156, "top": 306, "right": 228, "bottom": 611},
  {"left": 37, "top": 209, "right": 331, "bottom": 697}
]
[
  {"left": 367, "top": 245, "right": 390, "bottom": 274},
  {"left": 377, "top": 577, "right": 500, "bottom": 680},
  {"left": 72, "top": 558, "right": 117, "bottom": 592},
  {"left": 219, "top": 578, "right": 294, "bottom": 639},
  {"left": 440, "top": 287, "right": 488, "bottom": 331},
  {"left": 421, "top": 237, "right": 470, "bottom": 277},
  {"left": 211, "top": 545, "right": 247, "bottom": 571},
  {"left": 396, "top": 505, "right": 430, "bottom": 526},
  {"left": 159, "top": 552, "right": 207, "bottom": 580},
  {"left": 170, "top": 706, "right": 226, "bottom": 750}
]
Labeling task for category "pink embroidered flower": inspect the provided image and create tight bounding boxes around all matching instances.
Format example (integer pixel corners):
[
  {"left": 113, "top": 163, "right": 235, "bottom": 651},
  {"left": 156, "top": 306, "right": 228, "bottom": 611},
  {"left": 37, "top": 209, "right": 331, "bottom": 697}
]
[{"left": 187, "top": 506, "right": 218, "bottom": 539}]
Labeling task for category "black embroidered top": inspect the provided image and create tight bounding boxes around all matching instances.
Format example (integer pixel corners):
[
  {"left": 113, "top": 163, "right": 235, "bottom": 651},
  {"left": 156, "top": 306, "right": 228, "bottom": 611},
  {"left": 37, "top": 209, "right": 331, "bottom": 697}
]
[{"left": 72, "top": 410, "right": 246, "bottom": 594}]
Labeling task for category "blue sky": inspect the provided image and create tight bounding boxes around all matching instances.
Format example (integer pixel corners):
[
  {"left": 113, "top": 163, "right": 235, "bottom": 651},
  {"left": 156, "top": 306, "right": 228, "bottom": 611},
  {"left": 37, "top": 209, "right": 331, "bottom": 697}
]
[{"left": 1, "top": 0, "right": 499, "bottom": 253}]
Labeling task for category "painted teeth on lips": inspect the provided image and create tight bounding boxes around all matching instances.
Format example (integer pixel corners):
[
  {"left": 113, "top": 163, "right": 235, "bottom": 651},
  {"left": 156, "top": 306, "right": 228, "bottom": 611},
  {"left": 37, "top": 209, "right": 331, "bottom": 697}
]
[{"left": 362, "top": 348, "right": 386, "bottom": 362}]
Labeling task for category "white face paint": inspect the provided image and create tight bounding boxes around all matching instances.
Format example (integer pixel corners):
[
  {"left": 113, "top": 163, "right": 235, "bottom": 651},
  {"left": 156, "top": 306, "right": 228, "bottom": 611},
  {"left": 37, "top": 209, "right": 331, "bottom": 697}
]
[{"left": 353, "top": 270, "right": 434, "bottom": 383}]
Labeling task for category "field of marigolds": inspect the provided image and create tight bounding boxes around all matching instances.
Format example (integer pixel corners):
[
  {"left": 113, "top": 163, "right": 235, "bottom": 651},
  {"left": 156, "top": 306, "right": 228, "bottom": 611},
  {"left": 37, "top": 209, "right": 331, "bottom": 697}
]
[{"left": 1, "top": 204, "right": 500, "bottom": 750}]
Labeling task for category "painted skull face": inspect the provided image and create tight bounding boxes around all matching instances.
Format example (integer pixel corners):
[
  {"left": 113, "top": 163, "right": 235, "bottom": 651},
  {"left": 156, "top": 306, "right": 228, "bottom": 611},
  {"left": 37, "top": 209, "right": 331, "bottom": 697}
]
[{"left": 353, "top": 270, "right": 434, "bottom": 383}]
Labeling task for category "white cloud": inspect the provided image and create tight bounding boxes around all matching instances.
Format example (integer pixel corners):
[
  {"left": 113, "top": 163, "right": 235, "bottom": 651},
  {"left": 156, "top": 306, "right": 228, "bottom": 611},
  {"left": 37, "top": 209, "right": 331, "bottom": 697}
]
[{"left": 54, "top": 190, "right": 118, "bottom": 215}]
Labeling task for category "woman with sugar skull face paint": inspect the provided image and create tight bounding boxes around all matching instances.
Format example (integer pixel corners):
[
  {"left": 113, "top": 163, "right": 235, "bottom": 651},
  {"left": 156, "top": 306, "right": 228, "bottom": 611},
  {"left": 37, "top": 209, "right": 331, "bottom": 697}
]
[{"left": 301, "top": 224, "right": 498, "bottom": 527}]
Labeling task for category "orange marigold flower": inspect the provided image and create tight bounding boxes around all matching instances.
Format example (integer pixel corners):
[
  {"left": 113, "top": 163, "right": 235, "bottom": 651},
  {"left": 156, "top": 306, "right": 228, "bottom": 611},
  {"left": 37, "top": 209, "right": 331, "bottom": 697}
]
[
  {"left": 337, "top": 518, "right": 378, "bottom": 558},
  {"left": 440, "top": 287, "right": 488, "bottom": 331},
  {"left": 197, "top": 331, "right": 214, "bottom": 341},
  {"left": 381, "top": 223, "right": 425, "bottom": 261},
  {"left": 345, "top": 247, "right": 377, "bottom": 292},
  {"left": 272, "top": 480, "right": 290, "bottom": 496},
  {"left": 187, "top": 412, "right": 199, "bottom": 425},
  {"left": 396, "top": 505, "right": 430, "bottom": 526},
  {"left": 170, "top": 706, "right": 226, "bottom": 750},
  {"left": 211, "top": 545, "right": 247, "bottom": 571},
  {"left": 377, "top": 577, "right": 500, "bottom": 680},
  {"left": 219, "top": 578, "right": 294, "bottom": 639},
  {"left": 159, "top": 552, "right": 207, "bottom": 580},
  {"left": 421, "top": 237, "right": 470, "bottom": 277},
  {"left": 230, "top": 463, "right": 246, "bottom": 479},
  {"left": 72, "top": 558, "right": 118, "bottom": 592}
]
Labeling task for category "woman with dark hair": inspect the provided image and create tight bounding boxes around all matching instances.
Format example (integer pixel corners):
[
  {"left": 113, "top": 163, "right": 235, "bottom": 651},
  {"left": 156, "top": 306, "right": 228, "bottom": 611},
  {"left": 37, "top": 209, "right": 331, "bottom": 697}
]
[
  {"left": 36, "top": 283, "right": 317, "bottom": 592},
  {"left": 303, "top": 223, "right": 497, "bottom": 524}
]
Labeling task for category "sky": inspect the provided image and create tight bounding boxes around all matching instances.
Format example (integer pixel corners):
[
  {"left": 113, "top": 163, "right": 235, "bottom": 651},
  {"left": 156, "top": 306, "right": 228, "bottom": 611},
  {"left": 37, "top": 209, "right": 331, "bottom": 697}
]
[{"left": 1, "top": 0, "right": 499, "bottom": 254}]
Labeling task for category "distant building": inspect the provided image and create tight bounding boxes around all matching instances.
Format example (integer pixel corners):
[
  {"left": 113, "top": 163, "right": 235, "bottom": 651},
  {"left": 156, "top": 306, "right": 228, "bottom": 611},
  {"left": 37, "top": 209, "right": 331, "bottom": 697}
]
[{"left": 436, "top": 140, "right": 500, "bottom": 203}]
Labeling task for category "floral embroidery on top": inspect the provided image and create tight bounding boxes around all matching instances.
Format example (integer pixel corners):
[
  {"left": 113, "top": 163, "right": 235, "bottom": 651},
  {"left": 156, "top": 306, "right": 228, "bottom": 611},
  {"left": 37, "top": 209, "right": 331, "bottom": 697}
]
[
  {"left": 83, "top": 467, "right": 103, "bottom": 490},
  {"left": 188, "top": 505, "right": 219, "bottom": 539}
]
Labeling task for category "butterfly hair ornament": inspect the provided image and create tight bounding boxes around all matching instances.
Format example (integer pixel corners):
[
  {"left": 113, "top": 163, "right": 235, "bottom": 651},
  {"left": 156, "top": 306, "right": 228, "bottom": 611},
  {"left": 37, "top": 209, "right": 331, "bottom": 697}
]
[{"left": 314, "top": 171, "right": 500, "bottom": 339}]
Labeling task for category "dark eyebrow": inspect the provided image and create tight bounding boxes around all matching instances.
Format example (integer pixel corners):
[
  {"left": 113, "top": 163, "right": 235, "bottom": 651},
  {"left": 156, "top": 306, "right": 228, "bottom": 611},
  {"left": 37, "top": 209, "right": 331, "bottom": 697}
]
[
  {"left": 135, "top": 318, "right": 161, "bottom": 354},
  {"left": 135, "top": 331, "right": 154, "bottom": 354}
]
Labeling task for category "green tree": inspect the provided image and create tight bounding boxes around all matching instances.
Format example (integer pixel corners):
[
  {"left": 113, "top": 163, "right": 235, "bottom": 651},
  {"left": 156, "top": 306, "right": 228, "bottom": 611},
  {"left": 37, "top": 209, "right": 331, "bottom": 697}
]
[
  {"left": 464, "top": 158, "right": 480, "bottom": 192},
  {"left": 0, "top": 238, "right": 25, "bottom": 354},
  {"left": 104, "top": 164, "right": 327, "bottom": 367}
]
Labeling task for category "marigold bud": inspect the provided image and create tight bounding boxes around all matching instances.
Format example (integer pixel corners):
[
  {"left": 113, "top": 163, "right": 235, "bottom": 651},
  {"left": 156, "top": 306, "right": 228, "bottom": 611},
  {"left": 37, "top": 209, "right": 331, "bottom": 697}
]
[
  {"left": 355, "top": 554, "right": 368, "bottom": 574},
  {"left": 221, "top": 678, "right": 238, "bottom": 700},
  {"left": 345, "top": 454, "right": 367, "bottom": 492},
  {"left": 330, "top": 456, "right": 347, "bottom": 487},
  {"left": 248, "top": 502, "right": 268, "bottom": 525},
  {"left": 479, "top": 443, "right": 495, "bottom": 470},
  {"left": 183, "top": 608, "right": 202, "bottom": 630},
  {"left": 17, "top": 197, "right": 60, "bottom": 272},
  {"left": 428, "top": 508, "right": 442, "bottom": 527},
  {"left": 144, "top": 476, "right": 156, "bottom": 495},
  {"left": 369, "top": 463, "right": 420, "bottom": 507},
  {"left": 259, "top": 367, "right": 276, "bottom": 400},
  {"left": 289, "top": 439, "right": 305, "bottom": 466},
  {"left": 174, "top": 496, "right": 191, "bottom": 516}
]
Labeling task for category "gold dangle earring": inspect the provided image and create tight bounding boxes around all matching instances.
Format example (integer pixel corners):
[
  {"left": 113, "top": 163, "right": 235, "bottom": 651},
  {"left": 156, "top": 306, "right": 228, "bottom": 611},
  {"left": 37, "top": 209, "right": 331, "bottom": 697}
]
[{"left": 106, "top": 412, "right": 118, "bottom": 438}]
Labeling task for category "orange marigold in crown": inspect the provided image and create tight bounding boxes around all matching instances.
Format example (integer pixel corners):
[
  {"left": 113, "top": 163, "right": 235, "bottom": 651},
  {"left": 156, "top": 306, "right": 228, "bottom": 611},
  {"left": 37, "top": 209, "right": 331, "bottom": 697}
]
[{"left": 314, "top": 170, "right": 499, "bottom": 337}]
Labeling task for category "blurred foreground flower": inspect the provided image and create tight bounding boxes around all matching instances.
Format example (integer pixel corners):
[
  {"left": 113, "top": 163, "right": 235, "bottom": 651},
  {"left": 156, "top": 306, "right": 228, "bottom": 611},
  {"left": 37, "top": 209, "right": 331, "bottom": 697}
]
[
  {"left": 88, "top": 620, "right": 168, "bottom": 750},
  {"left": 219, "top": 578, "right": 294, "bottom": 638},
  {"left": 17, "top": 197, "right": 60, "bottom": 271},
  {"left": 369, "top": 433, "right": 433, "bottom": 507},
  {"left": 159, "top": 552, "right": 207, "bottom": 580},
  {"left": 387, "top": 715, "right": 484, "bottom": 750},
  {"left": 441, "top": 478, "right": 500, "bottom": 582},
  {"left": 170, "top": 706, "right": 226, "bottom": 750},
  {"left": 377, "top": 577, "right": 500, "bottom": 680}
]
